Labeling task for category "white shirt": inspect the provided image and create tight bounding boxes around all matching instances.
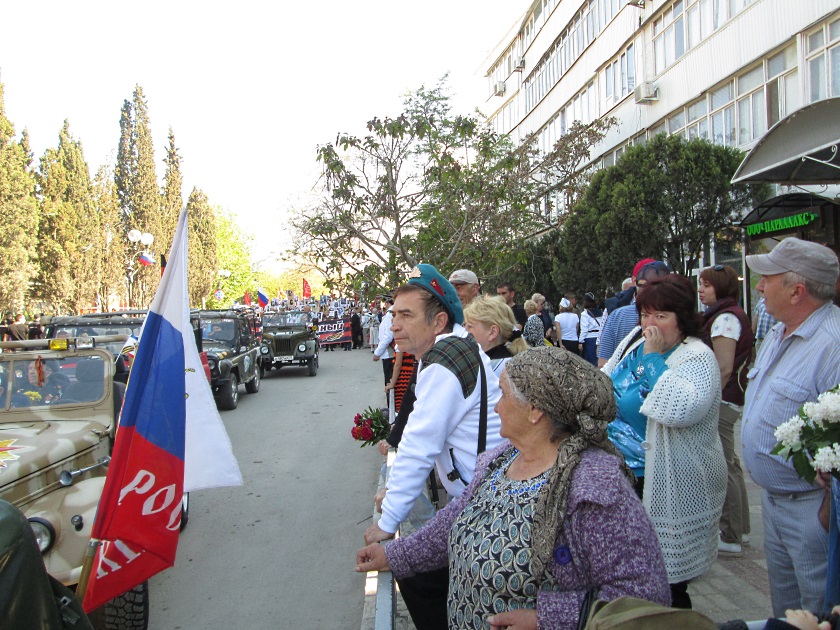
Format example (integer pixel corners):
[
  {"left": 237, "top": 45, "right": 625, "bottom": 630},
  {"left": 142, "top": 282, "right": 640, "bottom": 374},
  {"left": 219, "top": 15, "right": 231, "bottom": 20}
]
[
  {"left": 379, "top": 329, "right": 503, "bottom": 533},
  {"left": 373, "top": 310, "right": 395, "bottom": 359}
]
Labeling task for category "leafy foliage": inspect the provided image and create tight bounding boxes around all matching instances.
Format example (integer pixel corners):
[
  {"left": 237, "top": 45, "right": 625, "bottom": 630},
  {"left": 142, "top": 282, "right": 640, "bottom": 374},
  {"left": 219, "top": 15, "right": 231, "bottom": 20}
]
[
  {"left": 0, "top": 84, "right": 39, "bottom": 314},
  {"left": 205, "top": 209, "right": 254, "bottom": 309},
  {"left": 185, "top": 187, "right": 217, "bottom": 307},
  {"left": 160, "top": 127, "right": 183, "bottom": 253},
  {"left": 115, "top": 85, "right": 161, "bottom": 306},
  {"left": 91, "top": 164, "right": 125, "bottom": 311},
  {"left": 292, "top": 77, "right": 613, "bottom": 294},
  {"left": 35, "top": 120, "right": 98, "bottom": 314},
  {"left": 557, "top": 134, "right": 769, "bottom": 292}
]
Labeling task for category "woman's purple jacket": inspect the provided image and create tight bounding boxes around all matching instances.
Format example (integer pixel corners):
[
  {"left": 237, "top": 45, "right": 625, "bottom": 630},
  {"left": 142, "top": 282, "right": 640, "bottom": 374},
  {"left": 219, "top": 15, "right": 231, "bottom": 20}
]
[{"left": 385, "top": 442, "right": 671, "bottom": 628}]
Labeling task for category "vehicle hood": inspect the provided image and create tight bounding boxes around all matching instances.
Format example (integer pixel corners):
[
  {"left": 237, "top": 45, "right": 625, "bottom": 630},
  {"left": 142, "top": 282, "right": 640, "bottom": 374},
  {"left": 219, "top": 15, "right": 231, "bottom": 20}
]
[
  {"left": 203, "top": 340, "right": 235, "bottom": 358},
  {"left": 263, "top": 327, "right": 309, "bottom": 337},
  {"left": 0, "top": 419, "right": 110, "bottom": 501}
]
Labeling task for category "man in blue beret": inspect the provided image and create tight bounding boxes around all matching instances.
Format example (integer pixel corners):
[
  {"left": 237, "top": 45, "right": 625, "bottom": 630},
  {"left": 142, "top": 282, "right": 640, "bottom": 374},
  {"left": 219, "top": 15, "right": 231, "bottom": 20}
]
[{"left": 364, "top": 263, "right": 503, "bottom": 629}]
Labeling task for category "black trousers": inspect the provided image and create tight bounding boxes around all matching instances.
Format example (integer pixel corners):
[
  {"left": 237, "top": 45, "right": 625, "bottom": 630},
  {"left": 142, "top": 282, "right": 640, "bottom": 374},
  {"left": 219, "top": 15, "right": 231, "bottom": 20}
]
[
  {"left": 395, "top": 566, "right": 449, "bottom": 630},
  {"left": 382, "top": 358, "right": 394, "bottom": 386}
]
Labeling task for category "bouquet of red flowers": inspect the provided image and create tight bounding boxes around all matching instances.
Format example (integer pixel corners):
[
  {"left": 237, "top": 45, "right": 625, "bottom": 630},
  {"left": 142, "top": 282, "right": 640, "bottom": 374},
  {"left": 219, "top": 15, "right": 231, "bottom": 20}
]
[{"left": 351, "top": 406, "right": 390, "bottom": 447}]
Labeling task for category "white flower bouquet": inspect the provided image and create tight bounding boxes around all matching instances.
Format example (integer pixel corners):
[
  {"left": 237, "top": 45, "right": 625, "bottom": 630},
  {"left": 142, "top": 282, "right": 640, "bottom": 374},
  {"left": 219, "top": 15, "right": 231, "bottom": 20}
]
[{"left": 771, "top": 384, "right": 840, "bottom": 482}]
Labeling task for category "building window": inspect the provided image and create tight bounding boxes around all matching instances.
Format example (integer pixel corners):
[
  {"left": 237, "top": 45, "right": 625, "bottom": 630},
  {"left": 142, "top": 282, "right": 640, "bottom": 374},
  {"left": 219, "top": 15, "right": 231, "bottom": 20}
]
[
  {"left": 654, "top": 0, "right": 754, "bottom": 75},
  {"left": 806, "top": 17, "right": 840, "bottom": 103},
  {"left": 710, "top": 82, "right": 736, "bottom": 146}
]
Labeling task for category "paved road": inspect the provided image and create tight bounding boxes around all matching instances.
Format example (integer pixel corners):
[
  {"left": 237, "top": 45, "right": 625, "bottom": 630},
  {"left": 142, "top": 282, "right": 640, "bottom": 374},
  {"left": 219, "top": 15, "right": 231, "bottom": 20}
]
[{"left": 149, "top": 347, "right": 383, "bottom": 629}]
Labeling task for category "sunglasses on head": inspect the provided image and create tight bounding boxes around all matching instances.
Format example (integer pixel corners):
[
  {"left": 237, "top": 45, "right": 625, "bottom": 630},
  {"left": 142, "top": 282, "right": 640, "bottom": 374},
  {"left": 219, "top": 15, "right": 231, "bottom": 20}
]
[{"left": 713, "top": 264, "right": 725, "bottom": 271}]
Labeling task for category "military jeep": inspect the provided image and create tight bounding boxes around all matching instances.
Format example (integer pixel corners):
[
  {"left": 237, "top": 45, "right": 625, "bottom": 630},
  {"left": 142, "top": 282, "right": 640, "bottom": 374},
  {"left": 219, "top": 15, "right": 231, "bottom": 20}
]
[
  {"left": 259, "top": 311, "right": 319, "bottom": 376},
  {"left": 0, "top": 335, "right": 150, "bottom": 628},
  {"left": 198, "top": 308, "right": 262, "bottom": 410}
]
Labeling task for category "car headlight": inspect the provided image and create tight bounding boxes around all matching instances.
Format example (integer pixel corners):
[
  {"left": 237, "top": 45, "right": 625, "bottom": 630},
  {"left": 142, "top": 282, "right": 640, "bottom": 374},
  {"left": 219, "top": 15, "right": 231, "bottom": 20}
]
[
  {"left": 29, "top": 518, "right": 56, "bottom": 553},
  {"left": 298, "top": 343, "right": 306, "bottom": 353},
  {"left": 261, "top": 346, "right": 270, "bottom": 355},
  {"left": 207, "top": 358, "right": 217, "bottom": 371}
]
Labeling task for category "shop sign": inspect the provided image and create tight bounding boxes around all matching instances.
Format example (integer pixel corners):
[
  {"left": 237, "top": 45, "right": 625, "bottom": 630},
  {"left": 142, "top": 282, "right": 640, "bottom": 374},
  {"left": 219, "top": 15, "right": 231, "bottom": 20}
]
[{"left": 745, "top": 211, "right": 819, "bottom": 237}]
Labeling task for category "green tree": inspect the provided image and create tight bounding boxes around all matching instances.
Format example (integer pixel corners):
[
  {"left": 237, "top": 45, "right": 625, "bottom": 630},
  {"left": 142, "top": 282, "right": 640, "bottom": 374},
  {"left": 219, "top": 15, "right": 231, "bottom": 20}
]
[
  {"left": 115, "top": 85, "right": 161, "bottom": 307},
  {"left": 160, "top": 127, "right": 182, "bottom": 251},
  {"left": 185, "top": 187, "right": 217, "bottom": 307},
  {"left": 558, "top": 134, "right": 768, "bottom": 290},
  {"left": 0, "top": 83, "right": 39, "bottom": 315},
  {"left": 205, "top": 209, "right": 253, "bottom": 309},
  {"left": 35, "top": 120, "right": 97, "bottom": 314},
  {"left": 92, "top": 164, "right": 125, "bottom": 311},
  {"left": 293, "top": 78, "right": 612, "bottom": 295}
]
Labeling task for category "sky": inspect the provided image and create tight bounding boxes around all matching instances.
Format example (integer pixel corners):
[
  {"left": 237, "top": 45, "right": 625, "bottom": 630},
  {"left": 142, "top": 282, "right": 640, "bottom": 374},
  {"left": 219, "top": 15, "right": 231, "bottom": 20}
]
[{"left": 1, "top": 1, "right": 528, "bottom": 272}]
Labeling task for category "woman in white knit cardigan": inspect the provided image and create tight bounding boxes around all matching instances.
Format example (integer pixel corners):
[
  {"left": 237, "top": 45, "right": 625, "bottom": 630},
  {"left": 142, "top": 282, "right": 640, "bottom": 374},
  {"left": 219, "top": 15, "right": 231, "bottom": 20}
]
[{"left": 602, "top": 274, "right": 726, "bottom": 611}]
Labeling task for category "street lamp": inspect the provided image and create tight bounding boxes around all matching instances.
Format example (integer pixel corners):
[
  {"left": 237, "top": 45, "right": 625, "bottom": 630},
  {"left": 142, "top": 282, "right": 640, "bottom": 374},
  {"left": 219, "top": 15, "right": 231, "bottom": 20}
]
[{"left": 125, "top": 229, "right": 155, "bottom": 308}]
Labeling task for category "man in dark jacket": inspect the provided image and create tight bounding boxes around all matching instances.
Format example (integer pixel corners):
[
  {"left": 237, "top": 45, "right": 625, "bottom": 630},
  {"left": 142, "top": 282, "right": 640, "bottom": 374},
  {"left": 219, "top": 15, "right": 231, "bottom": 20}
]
[{"left": 350, "top": 309, "right": 363, "bottom": 349}]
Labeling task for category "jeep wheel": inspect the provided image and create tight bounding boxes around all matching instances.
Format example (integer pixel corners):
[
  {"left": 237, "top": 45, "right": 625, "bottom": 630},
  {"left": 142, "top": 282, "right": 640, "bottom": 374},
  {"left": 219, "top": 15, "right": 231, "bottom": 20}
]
[
  {"left": 179, "top": 492, "right": 190, "bottom": 532},
  {"left": 217, "top": 373, "right": 239, "bottom": 410},
  {"left": 245, "top": 365, "right": 260, "bottom": 393},
  {"left": 88, "top": 580, "right": 149, "bottom": 630},
  {"left": 307, "top": 356, "right": 318, "bottom": 377}
]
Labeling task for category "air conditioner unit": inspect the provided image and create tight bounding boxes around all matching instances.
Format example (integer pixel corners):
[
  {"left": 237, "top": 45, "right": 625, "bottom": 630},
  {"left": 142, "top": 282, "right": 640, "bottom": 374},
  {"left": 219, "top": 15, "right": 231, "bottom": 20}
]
[
  {"left": 627, "top": 0, "right": 645, "bottom": 7},
  {"left": 494, "top": 81, "right": 506, "bottom": 96},
  {"left": 514, "top": 58, "right": 526, "bottom": 71},
  {"left": 634, "top": 81, "right": 658, "bottom": 104}
]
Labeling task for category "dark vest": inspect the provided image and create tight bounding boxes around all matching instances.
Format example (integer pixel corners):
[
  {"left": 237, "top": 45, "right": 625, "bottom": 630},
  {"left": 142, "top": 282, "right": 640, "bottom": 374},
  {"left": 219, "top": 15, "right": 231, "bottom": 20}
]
[{"left": 701, "top": 298, "right": 754, "bottom": 406}]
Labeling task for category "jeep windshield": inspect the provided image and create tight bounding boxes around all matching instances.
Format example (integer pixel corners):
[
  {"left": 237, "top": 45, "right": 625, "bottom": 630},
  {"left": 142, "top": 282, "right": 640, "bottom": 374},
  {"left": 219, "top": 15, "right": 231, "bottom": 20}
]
[
  {"left": 202, "top": 319, "right": 238, "bottom": 345},
  {"left": 50, "top": 324, "right": 141, "bottom": 357},
  {"left": 263, "top": 312, "right": 310, "bottom": 327},
  {"left": 0, "top": 354, "right": 109, "bottom": 415}
]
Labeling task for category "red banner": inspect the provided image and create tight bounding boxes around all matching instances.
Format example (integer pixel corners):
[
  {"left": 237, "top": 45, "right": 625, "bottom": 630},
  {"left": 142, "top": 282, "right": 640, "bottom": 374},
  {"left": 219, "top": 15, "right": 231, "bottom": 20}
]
[
  {"left": 302, "top": 278, "right": 312, "bottom": 298},
  {"left": 317, "top": 318, "right": 351, "bottom": 345}
]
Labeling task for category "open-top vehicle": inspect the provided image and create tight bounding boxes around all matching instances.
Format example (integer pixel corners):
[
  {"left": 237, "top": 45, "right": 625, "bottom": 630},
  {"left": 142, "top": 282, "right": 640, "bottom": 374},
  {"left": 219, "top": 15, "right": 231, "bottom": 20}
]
[
  {"left": 0, "top": 335, "right": 154, "bottom": 629},
  {"left": 259, "top": 310, "right": 319, "bottom": 377}
]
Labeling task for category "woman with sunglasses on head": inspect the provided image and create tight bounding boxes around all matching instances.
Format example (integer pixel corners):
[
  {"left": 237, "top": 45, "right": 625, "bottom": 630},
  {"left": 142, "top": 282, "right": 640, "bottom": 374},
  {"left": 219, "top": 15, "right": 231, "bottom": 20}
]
[{"left": 698, "top": 264, "right": 755, "bottom": 557}]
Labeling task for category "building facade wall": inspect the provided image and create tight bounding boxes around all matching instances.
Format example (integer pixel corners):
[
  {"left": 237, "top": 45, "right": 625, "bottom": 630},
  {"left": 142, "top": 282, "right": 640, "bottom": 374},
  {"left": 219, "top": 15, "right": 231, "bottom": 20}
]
[{"left": 486, "top": 0, "right": 840, "bottom": 168}]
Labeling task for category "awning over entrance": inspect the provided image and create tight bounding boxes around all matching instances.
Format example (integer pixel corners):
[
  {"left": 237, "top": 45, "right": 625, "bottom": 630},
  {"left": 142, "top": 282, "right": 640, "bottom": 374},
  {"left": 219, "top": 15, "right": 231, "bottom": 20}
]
[
  {"left": 732, "top": 97, "right": 840, "bottom": 185},
  {"left": 739, "top": 192, "right": 838, "bottom": 237}
]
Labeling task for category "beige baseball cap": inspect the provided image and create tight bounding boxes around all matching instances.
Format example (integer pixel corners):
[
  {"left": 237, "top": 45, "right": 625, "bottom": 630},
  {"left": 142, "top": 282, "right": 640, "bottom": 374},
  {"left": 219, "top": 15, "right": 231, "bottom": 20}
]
[{"left": 746, "top": 237, "right": 839, "bottom": 285}]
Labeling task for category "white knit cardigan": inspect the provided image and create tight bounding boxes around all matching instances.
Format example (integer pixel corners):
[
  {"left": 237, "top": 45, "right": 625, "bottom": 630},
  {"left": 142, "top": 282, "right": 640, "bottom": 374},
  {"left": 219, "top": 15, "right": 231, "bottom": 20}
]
[{"left": 603, "top": 327, "right": 726, "bottom": 583}]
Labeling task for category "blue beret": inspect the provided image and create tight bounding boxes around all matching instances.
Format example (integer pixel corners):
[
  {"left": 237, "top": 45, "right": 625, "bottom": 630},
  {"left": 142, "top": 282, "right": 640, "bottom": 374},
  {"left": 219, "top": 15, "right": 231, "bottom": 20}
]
[{"left": 407, "top": 264, "right": 464, "bottom": 325}]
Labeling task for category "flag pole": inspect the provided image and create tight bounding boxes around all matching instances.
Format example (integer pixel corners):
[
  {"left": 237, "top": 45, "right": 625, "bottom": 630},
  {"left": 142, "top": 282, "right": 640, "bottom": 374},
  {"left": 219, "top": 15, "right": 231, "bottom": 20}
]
[{"left": 76, "top": 539, "right": 102, "bottom": 605}]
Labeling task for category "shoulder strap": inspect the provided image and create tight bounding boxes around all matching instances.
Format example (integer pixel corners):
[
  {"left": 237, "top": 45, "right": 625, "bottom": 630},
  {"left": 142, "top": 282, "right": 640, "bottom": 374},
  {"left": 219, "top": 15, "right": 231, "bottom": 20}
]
[
  {"left": 618, "top": 328, "right": 644, "bottom": 361},
  {"left": 477, "top": 346, "right": 487, "bottom": 455}
]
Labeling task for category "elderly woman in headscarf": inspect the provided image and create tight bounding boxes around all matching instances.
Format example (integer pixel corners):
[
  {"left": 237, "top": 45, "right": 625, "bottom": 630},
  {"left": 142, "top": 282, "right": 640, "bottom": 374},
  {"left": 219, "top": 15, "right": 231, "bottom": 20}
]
[{"left": 357, "top": 347, "right": 670, "bottom": 629}]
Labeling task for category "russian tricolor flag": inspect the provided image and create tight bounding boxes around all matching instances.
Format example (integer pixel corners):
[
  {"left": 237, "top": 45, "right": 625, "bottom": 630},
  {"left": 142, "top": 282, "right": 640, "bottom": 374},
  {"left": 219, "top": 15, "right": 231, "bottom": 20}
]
[
  {"left": 82, "top": 207, "right": 241, "bottom": 612},
  {"left": 257, "top": 286, "right": 268, "bottom": 309},
  {"left": 138, "top": 252, "right": 155, "bottom": 267}
]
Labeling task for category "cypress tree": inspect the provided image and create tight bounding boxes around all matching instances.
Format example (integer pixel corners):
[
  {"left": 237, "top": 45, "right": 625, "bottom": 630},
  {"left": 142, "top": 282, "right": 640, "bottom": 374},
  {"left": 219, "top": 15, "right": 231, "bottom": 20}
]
[
  {"left": 92, "top": 164, "right": 125, "bottom": 310},
  {"left": 36, "top": 120, "right": 97, "bottom": 314},
  {"left": 186, "top": 187, "right": 217, "bottom": 307},
  {"left": 160, "top": 127, "right": 182, "bottom": 251},
  {"left": 0, "top": 83, "right": 39, "bottom": 315},
  {"left": 114, "top": 85, "right": 161, "bottom": 307}
]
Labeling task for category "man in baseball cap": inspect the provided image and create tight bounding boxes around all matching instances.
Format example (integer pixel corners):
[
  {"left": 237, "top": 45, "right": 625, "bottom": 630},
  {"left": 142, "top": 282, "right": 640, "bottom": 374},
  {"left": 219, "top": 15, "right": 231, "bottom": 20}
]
[
  {"left": 741, "top": 237, "right": 840, "bottom": 616},
  {"left": 448, "top": 269, "right": 480, "bottom": 308}
]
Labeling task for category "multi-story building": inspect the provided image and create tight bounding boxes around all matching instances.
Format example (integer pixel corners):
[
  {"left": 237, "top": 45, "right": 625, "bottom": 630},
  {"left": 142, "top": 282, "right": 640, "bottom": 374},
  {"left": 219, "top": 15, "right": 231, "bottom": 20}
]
[{"left": 482, "top": 0, "right": 840, "bottom": 285}]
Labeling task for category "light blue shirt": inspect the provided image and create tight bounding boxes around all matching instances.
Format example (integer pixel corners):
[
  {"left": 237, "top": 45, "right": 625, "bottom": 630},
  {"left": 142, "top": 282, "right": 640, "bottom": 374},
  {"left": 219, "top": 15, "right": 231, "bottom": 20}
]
[
  {"left": 742, "top": 302, "right": 840, "bottom": 494},
  {"left": 598, "top": 304, "right": 640, "bottom": 361}
]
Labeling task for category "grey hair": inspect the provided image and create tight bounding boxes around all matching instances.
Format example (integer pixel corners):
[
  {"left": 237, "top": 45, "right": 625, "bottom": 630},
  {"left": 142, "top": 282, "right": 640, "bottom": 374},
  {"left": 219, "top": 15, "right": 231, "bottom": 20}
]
[
  {"left": 782, "top": 271, "right": 836, "bottom": 303},
  {"left": 500, "top": 369, "right": 529, "bottom": 405}
]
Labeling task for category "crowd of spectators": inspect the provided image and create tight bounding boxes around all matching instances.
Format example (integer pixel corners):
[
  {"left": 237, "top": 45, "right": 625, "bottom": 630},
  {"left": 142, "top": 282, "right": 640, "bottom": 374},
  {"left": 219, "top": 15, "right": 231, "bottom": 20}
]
[{"left": 354, "top": 240, "right": 840, "bottom": 629}]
